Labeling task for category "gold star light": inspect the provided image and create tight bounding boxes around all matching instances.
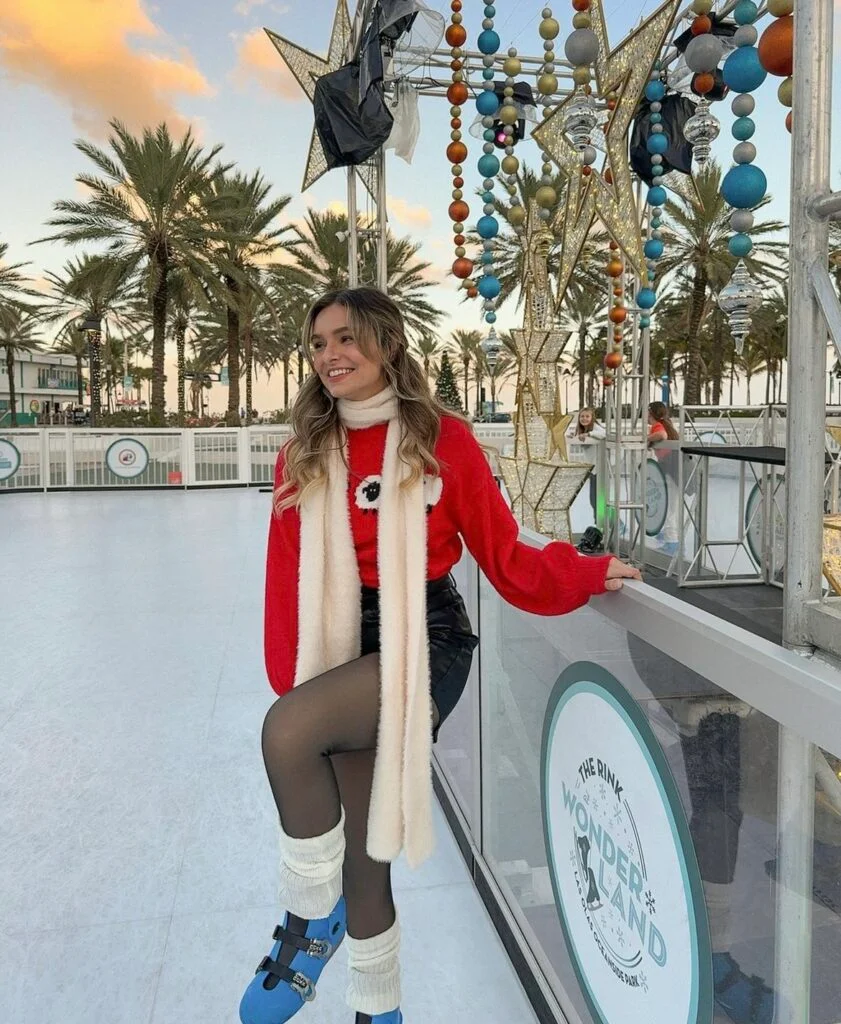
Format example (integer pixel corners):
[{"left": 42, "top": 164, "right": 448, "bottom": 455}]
[
  {"left": 531, "top": 0, "right": 681, "bottom": 305},
  {"left": 265, "top": 0, "right": 352, "bottom": 192},
  {"left": 499, "top": 204, "right": 589, "bottom": 542}
]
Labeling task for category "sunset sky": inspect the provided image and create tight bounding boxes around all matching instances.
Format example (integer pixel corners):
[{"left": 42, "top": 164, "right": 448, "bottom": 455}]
[{"left": 1, "top": 0, "right": 839, "bottom": 412}]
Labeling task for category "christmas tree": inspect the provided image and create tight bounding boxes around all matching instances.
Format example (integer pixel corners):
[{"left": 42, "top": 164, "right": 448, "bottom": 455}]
[{"left": 435, "top": 351, "right": 463, "bottom": 412}]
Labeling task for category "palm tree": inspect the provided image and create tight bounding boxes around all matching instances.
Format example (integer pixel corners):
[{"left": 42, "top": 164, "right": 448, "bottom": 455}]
[
  {"left": 207, "top": 170, "right": 292, "bottom": 424},
  {"left": 43, "top": 254, "right": 137, "bottom": 423},
  {"left": 558, "top": 282, "right": 608, "bottom": 409},
  {"left": 450, "top": 328, "right": 482, "bottom": 413},
  {"left": 656, "top": 161, "right": 787, "bottom": 406},
  {"left": 0, "top": 308, "right": 42, "bottom": 425},
  {"left": 751, "top": 289, "right": 788, "bottom": 404},
  {"left": 53, "top": 327, "right": 87, "bottom": 406},
  {"left": 0, "top": 242, "right": 40, "bottom": 425},
  {"left": 412, "top": 336, "right": 442, "bottom": 382},
  {"left": 736, "top": 343, "right": 767, "bottom": 405},
  {"left": 166, "top": 271, "right": 207, "bottom": 426},
  {"left": 40, "top": 121, "right": 230, "bottom": 422},
  {"left": 292, "top": 209, "right": 444, "bottom": 342}
]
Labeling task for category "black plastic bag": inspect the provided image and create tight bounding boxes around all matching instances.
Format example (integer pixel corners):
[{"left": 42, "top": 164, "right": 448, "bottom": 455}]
[
  {"left": 313, "top": 63, "right": 394, "bottom": 169},
  {"left": 630, "top": 93, "right": 696, "bottom": 186}
]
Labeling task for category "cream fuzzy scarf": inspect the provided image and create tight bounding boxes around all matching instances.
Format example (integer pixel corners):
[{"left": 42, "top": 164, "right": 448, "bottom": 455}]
[{"left": 295, "top": 386, "right": 434, "bottom": 868}]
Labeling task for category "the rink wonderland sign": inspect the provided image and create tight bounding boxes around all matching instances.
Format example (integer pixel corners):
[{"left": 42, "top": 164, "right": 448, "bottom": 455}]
[{"left": 541, "top": 663, "right": 712, "bottom": 1024}]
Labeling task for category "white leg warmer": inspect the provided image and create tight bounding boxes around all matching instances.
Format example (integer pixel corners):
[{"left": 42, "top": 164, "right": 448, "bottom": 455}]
[
  {"left": 277, "top": 810, "right": 346, "bottom": 920},
  {"left": 345, "top": 917, "right": 401, "bottom": 1015}
]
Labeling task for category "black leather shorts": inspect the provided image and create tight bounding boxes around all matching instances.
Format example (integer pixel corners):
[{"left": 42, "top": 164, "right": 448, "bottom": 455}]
[{"left": 360, "top": 574, "right": 479, "bottom": 742}]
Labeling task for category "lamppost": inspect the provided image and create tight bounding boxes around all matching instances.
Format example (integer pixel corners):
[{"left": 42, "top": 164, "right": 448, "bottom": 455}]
[
  {"left": 481, "top": 327, "right": 501, "bottom": 420},
  {"left": 80, "top": 314, "right": 102, "bottom": 427}
]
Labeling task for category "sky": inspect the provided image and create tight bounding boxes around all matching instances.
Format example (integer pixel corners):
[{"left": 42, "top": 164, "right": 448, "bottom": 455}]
[{"left": 1, "top": 0, "right": 839, "bottom": 413}]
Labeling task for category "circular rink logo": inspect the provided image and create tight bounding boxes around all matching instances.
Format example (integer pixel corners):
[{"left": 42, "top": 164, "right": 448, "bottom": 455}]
[
  {"left": 541, "top": 663, "right": 712, "bottom": 1024},
  {"left": 105, "top": 438, "right": 149, "bottom": 479}
]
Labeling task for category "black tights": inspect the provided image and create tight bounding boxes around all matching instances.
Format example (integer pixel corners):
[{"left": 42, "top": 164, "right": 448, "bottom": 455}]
[{"left": 262, "top": 653, "right": 439, "bottom": 941}]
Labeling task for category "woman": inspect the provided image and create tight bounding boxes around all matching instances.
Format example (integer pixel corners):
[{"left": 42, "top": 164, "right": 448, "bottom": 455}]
[
  {"left": 240, "top": 287, "right": 640, "bottom": 1024},
  {"left": 647, "top": 401, "right": 679, "bottom": 451},
  {"left": 567, "top": 408, "right": 605, "bottom": 527},
  {"left": 568, "top": 406, "right": 604, "bottom": 442},
  {"left": 647, "top": 402, "right": 681, "bottom": 552}
]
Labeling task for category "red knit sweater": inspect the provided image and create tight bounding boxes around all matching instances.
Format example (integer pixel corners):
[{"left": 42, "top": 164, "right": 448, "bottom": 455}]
[{"left": 264, "top": 415, "right": 612, "bottom": 696}]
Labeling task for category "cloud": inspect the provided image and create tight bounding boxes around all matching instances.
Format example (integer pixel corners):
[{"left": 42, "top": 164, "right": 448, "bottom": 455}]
[
  {"left": 0, "top": 0, "right": 213, "bottom": 136},
  {"left": 388, "top": 196, "right": 432, "bottom": 229},
  {"left": 234, "top": 0, "right": 291, "bottom": 15},
  {"left": 231, "top": 26, "right": 302, "bottom": 99}
]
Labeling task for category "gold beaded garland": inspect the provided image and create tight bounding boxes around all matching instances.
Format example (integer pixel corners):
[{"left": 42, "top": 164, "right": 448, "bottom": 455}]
[{"left": 447, "top": 0, "right": 472, "bottom": 285}]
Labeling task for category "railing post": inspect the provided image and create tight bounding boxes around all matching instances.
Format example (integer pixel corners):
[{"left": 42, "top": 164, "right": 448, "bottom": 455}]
[
  {"left": 774, "top": 0, "right": 832, "bottom": 1012},
  {"left": 238, "top": 426, "right": 251, "bottom": 485}
]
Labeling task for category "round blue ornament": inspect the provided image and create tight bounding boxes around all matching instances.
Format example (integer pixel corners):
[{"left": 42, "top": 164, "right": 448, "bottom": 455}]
[
  {"left": 733, "top": 0, "right": 758, "bottom": 24},
  {"left": 476, "top": 91, "right": 500, "bottom": 116},
  {"left": 483, "top": 130, "right": 495, "bottom": 142},
  {"left": 648, "top": 186, "right": 667, "bottom": 207},
  {"left": 645, "top": 81, "right": 666, "bottom": 102},
  {"left": 478, "top": 29, "right": 501, "bottom": 54},
  {"left": 478, "top": 153, "right": 500, "bottom": 178},
  {"left": 483, "top": 68, "right": 495, "bottom": 80},
  {"left": 485, "top": 311, "right": 497, "bottom": 324},
  {"left": 478, "top": 275, "right": 501, "bottom": 299},
  {"left": 647, "top": 133, "right": 669, "bottom": 155},
  {"left": 732, "top": 116, "right": 756, "bottom": 140},
  {"left": 481, "top": 251, "right": 494, "bottom": 264},
  {"left": 723, "top": 46, "right": 767, "bottom": 93},
  {"left": 477, "top": 215, "right": 500, "bottom": 240},
  {"left": 650, "top": 113, "right": 663, "bottom": 124},
  {"left": 484, "top": 5, "right": 496, "bottom": 16},
  {"left": 637, "top": 288, "right": 657, "bottom": 310},
  {"left": 640, "top": 316, "right": 652, "bottom": 329},
  {"left": 728, "top": 233, "right": 753, "bottom": 257},
  {"left": 721, "top": 163, "right": 767, "bottom": 208},
  {"left": 645, "top": 239, "right": 665, "bottom": 260}
]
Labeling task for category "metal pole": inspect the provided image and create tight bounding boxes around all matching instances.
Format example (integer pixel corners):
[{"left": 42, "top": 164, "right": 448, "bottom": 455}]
[
  {"left": 775, "top": 0, "right": 832, "bottom": 1013},
  {"left": 347, "top": 167, "right": 359, "bottom": 288},
  {"left": 377, "top": 148, "right": 388, "bottom": 293}
]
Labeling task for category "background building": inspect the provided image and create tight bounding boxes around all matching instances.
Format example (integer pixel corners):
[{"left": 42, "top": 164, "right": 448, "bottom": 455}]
[{"left": 0, "top": 349, "right": 81, "bottom": 425}]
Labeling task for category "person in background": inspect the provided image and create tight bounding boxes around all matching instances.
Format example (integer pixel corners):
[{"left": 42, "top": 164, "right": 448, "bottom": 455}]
[
  {"left": 647, "top": 402, "right": 681, "bottom": 554},
  {"left": 567, "top": 408, "right": 605, "bottom": 535}
]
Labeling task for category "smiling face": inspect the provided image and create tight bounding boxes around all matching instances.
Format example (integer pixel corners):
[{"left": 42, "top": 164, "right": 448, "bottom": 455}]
[
  {"left": 579, "top": 410, "right": 593, "bottom": 429},
  {"left": 310, "top": 303, "right": 387, "bottom": 402}
]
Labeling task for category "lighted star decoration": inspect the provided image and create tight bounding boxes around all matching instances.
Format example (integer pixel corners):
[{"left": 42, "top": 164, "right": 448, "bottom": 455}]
[
  {"left": 499, "top": 206, "right": 589, "bottom": 542},
  {"left": 265, "top": 0, "right": 352, "bottom": 192},
  {"left": 532, "top": 0, "right": 681, "bottom": 307}
]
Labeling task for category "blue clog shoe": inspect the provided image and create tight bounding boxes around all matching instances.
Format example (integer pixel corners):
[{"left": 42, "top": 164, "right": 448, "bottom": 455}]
[{"left": 240, "top": 897, "right": 347, "bottom": 1024}]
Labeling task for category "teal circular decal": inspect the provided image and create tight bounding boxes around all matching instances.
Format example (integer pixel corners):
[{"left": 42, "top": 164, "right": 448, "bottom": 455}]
[
  {"left": 0, "top": 439, "right": 21, "bottom": 481},
  {"left": 105, "top": 438, "right": 149, "bottom": 479},
  {"left": 635, "top": 458, "right": 669, "bottom": 538},
  {"left": 541, "top": 663, "right": 712, "bottom": 1024},
  {"left": 745, "top": 478, "right": 786, "bottom": 569}
]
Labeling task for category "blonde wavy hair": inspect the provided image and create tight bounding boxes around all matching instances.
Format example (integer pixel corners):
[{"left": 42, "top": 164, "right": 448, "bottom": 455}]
[{"left": 274, "top": 287, "right": 475, "bottom": 514}]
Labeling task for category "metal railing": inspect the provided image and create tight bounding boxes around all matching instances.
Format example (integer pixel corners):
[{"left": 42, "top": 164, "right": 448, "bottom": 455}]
[{"left": 0, "top": 425, "right": 518, "bottom": 491}]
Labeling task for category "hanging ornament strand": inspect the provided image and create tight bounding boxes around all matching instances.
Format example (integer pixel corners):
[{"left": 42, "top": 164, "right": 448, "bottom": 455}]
[
  {"left": 500, "top": 47, "right": 525, "bottom": 235},
  {"left": 446, "top": 2, "right": 474, "bottom": 294},
  {"left": 476, "top": 4, "right": 503, "bottom": 325},
  {"left": 635, "top": 62, "right": 668, "bottom": 335},
  {"left": 682, "top": 0, "right": 723, "bottom": 166},
  {"left": 603, "top": 241, "right": 625, "bottom": 389},
  {"left": 562, "top": 0, "right": 599, "bottom": 177},
  {"left": 717, "top": 0, "right": 767, "bottom": 352},
  {"left": 758, "top": 0, "right": 794, "bottom": 133}
]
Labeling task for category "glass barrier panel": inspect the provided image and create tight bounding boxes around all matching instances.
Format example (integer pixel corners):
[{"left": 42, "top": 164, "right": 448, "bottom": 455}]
[{"left": 478, "top": 573, "right": 841, "bottom": 1023}]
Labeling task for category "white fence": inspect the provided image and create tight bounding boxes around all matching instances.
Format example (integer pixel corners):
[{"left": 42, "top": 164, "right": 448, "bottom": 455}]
[{"left": 0, "top": 425, "right": 516, "bottom": 492}]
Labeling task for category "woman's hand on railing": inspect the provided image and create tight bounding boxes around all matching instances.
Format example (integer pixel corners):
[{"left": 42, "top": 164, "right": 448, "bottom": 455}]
[{"left": 604, "top": 558, "right": 642, "bottom": 592}]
